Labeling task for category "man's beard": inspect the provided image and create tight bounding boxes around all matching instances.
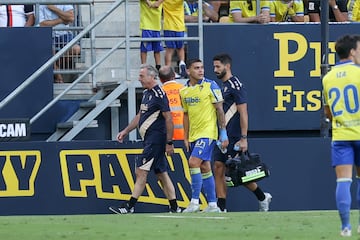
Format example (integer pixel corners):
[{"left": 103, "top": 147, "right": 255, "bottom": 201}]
[{"left": 216, "top": 69, "right": 226, "bottom": 79}]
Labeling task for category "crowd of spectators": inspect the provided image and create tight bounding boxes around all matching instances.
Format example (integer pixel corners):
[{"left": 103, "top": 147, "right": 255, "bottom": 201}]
[
  {"left": 2, "top": 1, "right": 359, "bottom": 83},
  {"left": 218, "top": 0, "right": 355, "bottom": 23}
]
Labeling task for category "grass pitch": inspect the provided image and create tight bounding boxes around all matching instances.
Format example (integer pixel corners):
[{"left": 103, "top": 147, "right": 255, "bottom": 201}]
[{"left": 0, "top": 210, "right": 356, "bottom": 240}]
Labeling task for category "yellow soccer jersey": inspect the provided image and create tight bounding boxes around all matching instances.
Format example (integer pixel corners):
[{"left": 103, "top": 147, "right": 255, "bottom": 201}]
[
  {"left": 322, "top": 61, "right": 360, "bottom": 140},
  {"left": 140, "top": 0, "right": 162, "bottom": 31},
  {"left": 229, "top": 0, "right": 270, "bottom": 23},
  {"left": 163, "top": 0, "right": 185, "bottom": 31},
  {"left": 270, "top": 0, "right": 304, "bottom": 22},
  {"left": 348, "top": 0, "right": 360, "bottom": 22},
  {"left": 180, "top": 78, "right": 223, "bottom": 142}
]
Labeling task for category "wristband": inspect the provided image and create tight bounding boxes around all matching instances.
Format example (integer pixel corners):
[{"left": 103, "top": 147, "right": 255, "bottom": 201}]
[
  {"left": 219, "top": 129, "right": 228, "bottom": 142},
  {"left": 241, "top": 135, "right": 247, "bottom": 139},
  {"left": 166, "top": 141, "right": 173, "bottom": 145}
]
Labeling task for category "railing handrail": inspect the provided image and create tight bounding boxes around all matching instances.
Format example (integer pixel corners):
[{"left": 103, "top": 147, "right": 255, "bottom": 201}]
[
  {"left": 0, "top": 0, "right": 205, "bottom": 141},
  {"left": 0, "top": 0, "right": 125, "bottom": 115}
]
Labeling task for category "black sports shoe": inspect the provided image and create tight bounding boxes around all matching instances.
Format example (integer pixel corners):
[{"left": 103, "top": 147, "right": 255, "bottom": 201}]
[
  {"left": 109, "top": 202, "right": 134, "bottom": 214},
  {"left": 169, "top": 207, "right": 181, "bottom": 213}
]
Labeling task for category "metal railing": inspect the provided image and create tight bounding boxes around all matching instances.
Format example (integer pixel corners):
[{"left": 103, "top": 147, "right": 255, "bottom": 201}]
[{"left": 0, "top": 0, "right": 205, "bottom": 141}]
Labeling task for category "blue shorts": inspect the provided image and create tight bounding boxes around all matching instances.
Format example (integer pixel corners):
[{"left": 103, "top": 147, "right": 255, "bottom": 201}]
[
  {"left": 213, "top": 137, "right": 240, "bottom": 163},
  {"left": 137, "top": 141, "right": 169, "bottom": 174},
  {"left": 190, "top": 138, "right": 216, "bottom": 161},
  {"left": 331, "top": 141, "right": 360, "bottom": 167},
  {"left": 140, "top": 30, "right": 163, "bottom": 53},
  {"left": 164, "top": 30, "right": 184, "bottom": 49},
  {"left": 53, "top": 33, "right": 74, "bottom": 51}
]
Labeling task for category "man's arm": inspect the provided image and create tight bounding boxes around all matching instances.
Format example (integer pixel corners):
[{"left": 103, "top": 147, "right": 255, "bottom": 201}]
[
  {"left": 232, "top": 11, "right": 258, "bottom": 23},
  {"left": 238, "top": 103, "right": 248, "bottom": 138},
  {"left": 163, "top": 111, "right": 174, "bottom": 143},
  {"left": 324, "top": 105, "right": 333, "bottom": 122},
  {"left": 40, "top": 5, "right": 74, "bottom": 27},
  {"left": 214, "top": 101, "right": 226, "bottom": 130},
  {"left": 48, "top": 5, "right": 75, "bottom": 23},
  {"left": 308, "top": 12, "right": 320, "bottom": 22},
  {"left": 162, "top": 111, "right": 175, "bottom": 155},
  {"left": 329, "top": 0, "right": 348, "bottom": 22},
  {"left": 39, "top": 17, "right": 63, "bottom": 27},
  {"left": 203, "top": 2, "right": 219, "bottom": 22},
  {"left": 25, "top": 13, "right": 35, "bottom": 26},
  {"left": 214, "top": 101, "right": 229, "bottom": 149},
  {"left": 183, "top": 112, "right": 190, "bottom": 152},
  {"left": 147, "top": 0, "right": 164, "bottom": 8},
  {"left": 185, "top": 2, "right": 219, "bottom": 22},
  {"left": 236, "top": 103, "right": 248, "bottom": 152},
  {"left": 117, "top": 112, "right": 140, "bottom": 142}
]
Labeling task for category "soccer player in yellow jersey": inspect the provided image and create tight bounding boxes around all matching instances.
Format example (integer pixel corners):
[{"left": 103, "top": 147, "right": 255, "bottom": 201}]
[
  {"left": 322, "top": 34, "right": 360, "bottom": 237},
  {"left": 270, "top": 0, "right": 304, "bottom": 22},
  {"left": 162, "top": 0, "right": 187, "bottom": 78},
  {"left": 348, "top": 0, "right": 360, "bottom": 22},
  {"left": 140, "top": 0, "right": 163, "bottom": 70},
  {"left": 180, "top": 59, "right": 229, "bottom": 213},
  {"left": 229, "top": 0, "right": 270, "bottom": 23}
]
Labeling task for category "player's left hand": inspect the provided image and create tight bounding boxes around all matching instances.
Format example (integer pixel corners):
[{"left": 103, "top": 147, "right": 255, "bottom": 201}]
[{"left": 234, "top": 138, "right": 248, "bottom": 152}]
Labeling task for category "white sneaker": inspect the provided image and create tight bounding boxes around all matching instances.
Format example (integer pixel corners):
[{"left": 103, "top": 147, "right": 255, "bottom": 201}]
[
  {"left": 182, "top": 203, "right": 200, "bottom": 213},
  {"left": 201, "top": 205, "right": 221, "bottom": 213},
  {"left": 259, "top": 192, "right": 272, "bottom": 212},
  {"left": 340, "top": 227, "right": 352, "bottom": 237}
]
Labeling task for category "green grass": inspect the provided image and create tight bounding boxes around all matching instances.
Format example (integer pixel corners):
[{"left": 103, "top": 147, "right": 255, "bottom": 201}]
[{"left": 0, "top": 210, "right": 357, "bottom": 240}]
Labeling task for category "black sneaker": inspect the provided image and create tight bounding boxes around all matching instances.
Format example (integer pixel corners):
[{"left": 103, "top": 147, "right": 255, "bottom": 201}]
[
  {"left": 109, "top": 202, "right": 134, "bottom": 214},
  {"left": 169, "top": 207, "right": 181, "bottom": 213}
]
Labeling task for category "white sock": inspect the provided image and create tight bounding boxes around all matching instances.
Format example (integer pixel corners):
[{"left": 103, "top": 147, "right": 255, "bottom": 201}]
[
  {"left": 190, "top": 199, "right": 199, "bottom": 205},
  {"left": 208, "top": 202, "right": 217, "bottom": 207}
]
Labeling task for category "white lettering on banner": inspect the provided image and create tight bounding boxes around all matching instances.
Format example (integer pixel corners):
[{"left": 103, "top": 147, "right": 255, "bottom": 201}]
[{"left": 0, "top": 123, "right": 27, "bottom": 138}]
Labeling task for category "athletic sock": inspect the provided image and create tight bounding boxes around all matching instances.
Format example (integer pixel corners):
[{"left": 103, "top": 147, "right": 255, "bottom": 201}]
[
  {"left": 336, "top": 178, "right": 352, "bottom": 230},
  {"left": 253, "top": 186, "right": 266, "bottom": 201},
  {"left": 128, "top": 196, "right": 138, "bottom": 208},
  {"left": 190, "top": 168, "right": 202, "bottom": 200},
  {"left": 217, "top": 198, "right": 226, "bottom": 211},
  {"left": 169, "top": 199, "right": 178, "bottom": 211},
  {"left": 202, "top": 171, "right": 217, "bottom": 203}
]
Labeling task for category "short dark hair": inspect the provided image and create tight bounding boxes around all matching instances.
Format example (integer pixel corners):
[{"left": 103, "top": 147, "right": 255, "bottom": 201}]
[
  {"left": 335, "top": 35, "right": 360, "bottom": 59},
  {"left": 186, "top": 58, "right": 202, "bottom": 69},
  {"left": 158, "top": 66, "right": 175, "bottom": 83},
  {"left": 213, "top": 53, "right": 232, "bottom": 65}
]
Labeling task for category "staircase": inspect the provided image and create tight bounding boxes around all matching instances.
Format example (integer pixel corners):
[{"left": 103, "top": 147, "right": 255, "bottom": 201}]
[{"left": 48, "top": 82, "right": 127, "bottom": 141}]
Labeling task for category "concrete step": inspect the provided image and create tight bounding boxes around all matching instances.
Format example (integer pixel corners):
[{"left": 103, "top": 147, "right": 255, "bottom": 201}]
[{"left": 54, "top": 82, "right": 95, "bottom": 100}]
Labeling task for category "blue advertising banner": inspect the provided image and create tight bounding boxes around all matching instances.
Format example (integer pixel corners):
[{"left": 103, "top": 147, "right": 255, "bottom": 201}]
[
  {"left": 0, "top": 139, "right": 338, "bottom": 215},
  {"left": 188, "top": 23, "right": 360, "bottom": 131}
]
